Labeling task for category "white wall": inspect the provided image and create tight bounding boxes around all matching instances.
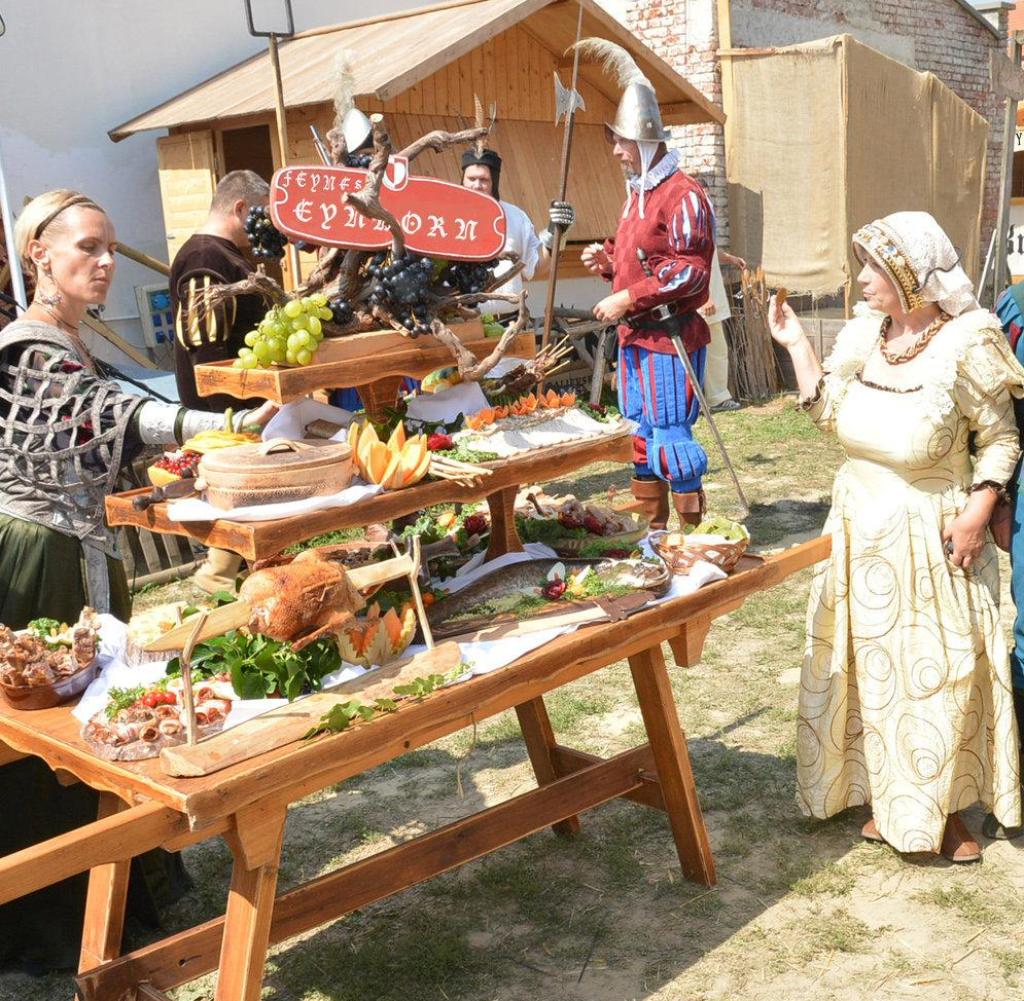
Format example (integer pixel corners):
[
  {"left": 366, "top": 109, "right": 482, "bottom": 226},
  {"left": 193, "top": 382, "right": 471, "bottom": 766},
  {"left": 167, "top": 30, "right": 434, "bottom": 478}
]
[{"left": 1, "top": 0, "right": 618, "bottom": 360}]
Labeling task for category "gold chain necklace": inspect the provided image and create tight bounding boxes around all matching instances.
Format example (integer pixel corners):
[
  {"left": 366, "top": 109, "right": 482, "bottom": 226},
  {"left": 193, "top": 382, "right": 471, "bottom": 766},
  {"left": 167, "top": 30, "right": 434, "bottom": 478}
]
[{"left": 879, "top": 311, "right": 950, "bottom": 365}]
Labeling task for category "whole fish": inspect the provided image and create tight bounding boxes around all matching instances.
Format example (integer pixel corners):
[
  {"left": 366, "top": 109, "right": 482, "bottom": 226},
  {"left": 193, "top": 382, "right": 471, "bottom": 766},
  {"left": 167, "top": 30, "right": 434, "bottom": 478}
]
[{"left": 426, "top": 557, "right": 669, "bottom": 638}]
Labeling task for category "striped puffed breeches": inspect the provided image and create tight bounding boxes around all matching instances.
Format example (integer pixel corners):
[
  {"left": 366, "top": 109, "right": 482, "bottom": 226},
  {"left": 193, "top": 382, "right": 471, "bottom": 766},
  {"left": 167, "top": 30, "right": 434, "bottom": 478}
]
[{"left": 617, "top": 343, "right": 707, "bottom": 493}]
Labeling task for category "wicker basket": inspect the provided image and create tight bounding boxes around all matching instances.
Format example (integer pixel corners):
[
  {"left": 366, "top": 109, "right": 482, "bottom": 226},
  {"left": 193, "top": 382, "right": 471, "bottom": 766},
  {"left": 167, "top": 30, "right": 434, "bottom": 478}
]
[
  {"left": 552, "top": 514, "right": 651, "bottom": 556},
  {"left": 649, "top": 530, "right": 749, "bottom": 575}
]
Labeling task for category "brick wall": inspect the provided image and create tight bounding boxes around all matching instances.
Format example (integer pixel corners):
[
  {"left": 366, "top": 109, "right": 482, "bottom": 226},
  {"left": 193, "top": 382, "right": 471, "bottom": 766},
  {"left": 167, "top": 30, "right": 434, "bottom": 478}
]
[{"left": 627, "top": 0, "right": 1009, "bottom": 260}]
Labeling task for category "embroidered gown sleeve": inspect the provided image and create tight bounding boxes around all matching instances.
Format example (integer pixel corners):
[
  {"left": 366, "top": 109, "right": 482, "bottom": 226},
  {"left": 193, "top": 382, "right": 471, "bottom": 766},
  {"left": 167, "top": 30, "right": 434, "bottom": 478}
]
[{"left": 952, "top": 326, "right": 1024, "bottom": 487}]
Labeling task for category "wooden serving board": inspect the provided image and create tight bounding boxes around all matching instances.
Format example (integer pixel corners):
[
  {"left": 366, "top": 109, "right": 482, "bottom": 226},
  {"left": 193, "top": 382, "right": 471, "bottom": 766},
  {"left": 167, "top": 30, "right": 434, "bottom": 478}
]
[
  {"left": 106, "top": 429, "right": 633, "bottom": 562},
  {"left": 193, "top": 321, "right": 534, "bottom": 404},
  {"left": 159, "top": 641, "right": 462, "bottom": 777}
]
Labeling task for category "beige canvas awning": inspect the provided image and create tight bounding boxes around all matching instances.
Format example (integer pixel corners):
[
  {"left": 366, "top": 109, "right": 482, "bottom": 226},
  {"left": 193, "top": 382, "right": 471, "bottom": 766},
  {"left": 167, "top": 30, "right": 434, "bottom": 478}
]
[
  {"left": 110, "top": 0, "right": 724, "bottom": 142},
  {"left": 725, "top": 35, "right": 989, "bottom": 298}
]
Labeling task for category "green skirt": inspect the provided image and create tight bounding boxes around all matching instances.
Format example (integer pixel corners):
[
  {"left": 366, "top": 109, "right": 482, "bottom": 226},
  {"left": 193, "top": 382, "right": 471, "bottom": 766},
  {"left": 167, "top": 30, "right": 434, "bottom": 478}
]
[
  {"left": 0, "top": 513, "right": 131, "bottom": 627},
  {"left": 0, "top": 515, "right": 190, "bottom": 974}
]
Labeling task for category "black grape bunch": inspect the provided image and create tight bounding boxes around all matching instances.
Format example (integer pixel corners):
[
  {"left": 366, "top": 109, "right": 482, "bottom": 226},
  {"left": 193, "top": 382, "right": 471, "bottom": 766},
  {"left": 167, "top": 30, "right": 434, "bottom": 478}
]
[
  {"left": 245, "top": 205, "right": 289, "bottom": 261},
  {"left": 365, "top": 252, "right": 437, "bottom": 336},
  {"left": 445, "top": 259, "right": 499, "bottom": 297},
  {"left": 345, "top": 150, "right": 373, "bottom": 170}
]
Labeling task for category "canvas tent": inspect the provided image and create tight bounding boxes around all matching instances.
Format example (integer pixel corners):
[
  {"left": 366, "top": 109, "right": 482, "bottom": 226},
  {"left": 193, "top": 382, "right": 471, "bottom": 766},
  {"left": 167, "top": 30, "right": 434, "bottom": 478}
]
[
  {"left": 724, "top": 34, "right": 989, "bottom": 307},
  {"left": 110, "top": 0, "right": 724, "bottom": 284}
]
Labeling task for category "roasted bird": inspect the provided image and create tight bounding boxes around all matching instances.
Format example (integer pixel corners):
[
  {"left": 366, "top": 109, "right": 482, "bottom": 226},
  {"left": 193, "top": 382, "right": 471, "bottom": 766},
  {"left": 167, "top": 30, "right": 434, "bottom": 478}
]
[{"left": 238, "top": 549, "right": 367, "bottom": 649}]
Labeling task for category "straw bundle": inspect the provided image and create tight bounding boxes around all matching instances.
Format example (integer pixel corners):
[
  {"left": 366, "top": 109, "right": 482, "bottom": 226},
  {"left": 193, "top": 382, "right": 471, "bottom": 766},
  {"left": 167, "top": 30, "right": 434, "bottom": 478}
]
[{"left": 727, "top": 267, "right": 784, "bottom": 402}]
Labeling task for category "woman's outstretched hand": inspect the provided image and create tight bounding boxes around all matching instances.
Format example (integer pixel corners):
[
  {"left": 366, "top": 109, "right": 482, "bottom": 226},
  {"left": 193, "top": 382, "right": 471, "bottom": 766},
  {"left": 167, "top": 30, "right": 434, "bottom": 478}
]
[{"left": 767, "top": 294, "right": 806, "bottom": 348}]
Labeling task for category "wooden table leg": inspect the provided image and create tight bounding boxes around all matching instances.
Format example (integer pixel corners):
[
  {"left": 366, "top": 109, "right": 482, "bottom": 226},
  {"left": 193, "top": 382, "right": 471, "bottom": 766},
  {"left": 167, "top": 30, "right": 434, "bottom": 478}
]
[
  {"left": 628, "top": 646, "right": 716, "bottom": 886},
  {"left": 667, "top": 615, "right": 711, "bottom": 668},
  {"left": 216, "top": 806, "right": 287, "bottom": 1001},
  {"left": 485, "top": 485, "right": 524, "bottom": 560},
  {"left": 355, "top": 376, "right": 405, "bottom": 424},
  {"left": 78, "top": 793, "right": 132, "bottom": 974},
  {"left": 515, "top": 698, "right": 581, "bottom": 837}
]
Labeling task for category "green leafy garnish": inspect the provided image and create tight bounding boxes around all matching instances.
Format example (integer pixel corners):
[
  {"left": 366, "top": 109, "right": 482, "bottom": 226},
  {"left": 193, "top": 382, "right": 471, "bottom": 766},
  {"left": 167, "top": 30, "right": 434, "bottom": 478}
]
[
  {"left": 166, "top": 631, "right": 341, "bottom": 703},
  {"left": 28, "top": 617, "right": 63, "bottom": 637},
  {"left": 303, "top": 665, "right": 468, "bottom": 738},
  {"left": 105, "top": 685, "right": 146, "bottom": 719}
]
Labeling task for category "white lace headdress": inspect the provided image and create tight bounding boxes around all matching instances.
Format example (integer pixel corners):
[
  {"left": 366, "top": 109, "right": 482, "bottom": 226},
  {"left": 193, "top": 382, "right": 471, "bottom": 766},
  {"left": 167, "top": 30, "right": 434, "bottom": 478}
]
[{"left": 851, "top": 211, "right": 978, "bottom": 317}]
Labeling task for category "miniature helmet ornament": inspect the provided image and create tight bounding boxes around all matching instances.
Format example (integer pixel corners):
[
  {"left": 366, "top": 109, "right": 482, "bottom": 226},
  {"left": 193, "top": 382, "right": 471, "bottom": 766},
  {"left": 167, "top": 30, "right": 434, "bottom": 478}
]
[{"left": 341, "top": 107, "right": 373, "bottom": 153}]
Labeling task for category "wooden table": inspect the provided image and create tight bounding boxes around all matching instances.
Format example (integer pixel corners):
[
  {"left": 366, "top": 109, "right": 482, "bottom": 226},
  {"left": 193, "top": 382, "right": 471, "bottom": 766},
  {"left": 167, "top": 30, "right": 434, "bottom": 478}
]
[
  {"left": 0, "top": 537, "right": 828, "bottom": 1001},
  {"left": 106, "top": 431, "right": 634, "bottom": 562}
]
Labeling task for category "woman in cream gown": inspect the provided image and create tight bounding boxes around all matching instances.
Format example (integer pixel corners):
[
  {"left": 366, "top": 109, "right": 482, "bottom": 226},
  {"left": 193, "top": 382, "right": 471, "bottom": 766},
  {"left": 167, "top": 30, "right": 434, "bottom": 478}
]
[{"left": 770, "top": 212, "right": 1024, "bottom": 861}]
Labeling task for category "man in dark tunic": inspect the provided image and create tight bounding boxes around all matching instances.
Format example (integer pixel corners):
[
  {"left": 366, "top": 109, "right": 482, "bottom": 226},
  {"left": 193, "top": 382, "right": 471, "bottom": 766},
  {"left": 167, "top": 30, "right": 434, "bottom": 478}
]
[
  {"left": 169, "top": 169, "right": 269, "bottom": 590},
  {"left": 170, "top": 169, "right": 268, "bottom": 411}
]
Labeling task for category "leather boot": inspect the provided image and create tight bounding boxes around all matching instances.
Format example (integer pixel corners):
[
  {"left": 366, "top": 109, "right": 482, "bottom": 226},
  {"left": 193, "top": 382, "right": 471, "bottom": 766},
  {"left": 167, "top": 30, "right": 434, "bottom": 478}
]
[
  {"left": 672, "top": 489, "right": 706, "bottom": 528},
  {"left": 192, "top": 547, "right": 243, "bottom": 595},
  {"left": 630, "top": 477, "right": 670, "bottom": 531}
]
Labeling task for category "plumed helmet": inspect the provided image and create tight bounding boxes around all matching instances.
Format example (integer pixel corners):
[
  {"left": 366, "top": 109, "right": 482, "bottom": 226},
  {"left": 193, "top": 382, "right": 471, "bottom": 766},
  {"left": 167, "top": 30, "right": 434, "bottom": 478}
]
[
  {"left": 572, "top": 38, "right": 670, "bottom": 143},
  {"left": 341, "top": 107, "right": 373, "bottom": 153}
]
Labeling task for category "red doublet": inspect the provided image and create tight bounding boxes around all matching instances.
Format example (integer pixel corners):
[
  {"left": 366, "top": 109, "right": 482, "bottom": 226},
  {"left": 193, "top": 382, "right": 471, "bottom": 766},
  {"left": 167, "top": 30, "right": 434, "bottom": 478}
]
[{"left": 600, "top": 166, "right": 714, "bottom": 356}]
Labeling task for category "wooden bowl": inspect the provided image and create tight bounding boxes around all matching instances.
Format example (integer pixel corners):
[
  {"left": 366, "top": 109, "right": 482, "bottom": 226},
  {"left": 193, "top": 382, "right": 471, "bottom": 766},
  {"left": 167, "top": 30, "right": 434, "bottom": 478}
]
[
  {"left": 649, "top": 530, "right": 749, "bottom": 575},
  {"left": 0, "top": 657, "right": 99, "bottom": 710}
]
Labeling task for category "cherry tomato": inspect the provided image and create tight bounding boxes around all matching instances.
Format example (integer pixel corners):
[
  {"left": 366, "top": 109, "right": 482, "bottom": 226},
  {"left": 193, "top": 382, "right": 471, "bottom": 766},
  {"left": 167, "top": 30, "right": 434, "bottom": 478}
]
[{"left": 142, "top": 692, "right": 159, "bottom": 708}]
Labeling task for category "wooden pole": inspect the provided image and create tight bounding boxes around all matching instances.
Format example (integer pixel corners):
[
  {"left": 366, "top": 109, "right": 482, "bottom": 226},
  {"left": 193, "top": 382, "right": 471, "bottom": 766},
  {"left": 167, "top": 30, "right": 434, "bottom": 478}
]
[
  {"left": 116, "top": 242, "right": 170, "bottom": 277},
  {"left": 405, "top": 536, "right": 435, "bottom": 650},
  {"left": 538, "top": 0, "right": 585, "bottom": 393},
  {"left": 267, "top": 33, "right": 302, "bottom": 290},
  {"left": 81, "top": 311, "right": 157, "bottom": 370},
  {"left": 992, "top": 37, "right": 1022, "bottom": 306},
  {"left": 181, "top": 610, "right": 210, "bottom": 746}
]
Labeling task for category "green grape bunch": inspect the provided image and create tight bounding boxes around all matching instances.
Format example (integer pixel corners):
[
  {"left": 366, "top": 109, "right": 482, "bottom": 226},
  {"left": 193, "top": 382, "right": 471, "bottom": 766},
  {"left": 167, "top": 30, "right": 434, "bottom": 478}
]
[{"left": 234, "top": 293, "right": 334, "bottom": 369}]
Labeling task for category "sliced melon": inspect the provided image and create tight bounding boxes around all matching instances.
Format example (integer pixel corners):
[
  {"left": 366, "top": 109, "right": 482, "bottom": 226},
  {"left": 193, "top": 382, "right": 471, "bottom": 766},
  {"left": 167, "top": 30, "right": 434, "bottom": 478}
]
[
  {"left": 380, "top": 451, "right": 403, "bottom": 490},
  {"left": 387, "top": 423, "right": 406, "bottom": 451}
]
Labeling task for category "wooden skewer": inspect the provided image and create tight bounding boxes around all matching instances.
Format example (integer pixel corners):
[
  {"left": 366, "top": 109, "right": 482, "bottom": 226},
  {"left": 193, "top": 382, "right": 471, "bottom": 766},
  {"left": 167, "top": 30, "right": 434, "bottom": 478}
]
[
  {"left": 180, "top": 609, "right": 209, "bottom": 746},
  {"left": 405, "top": 536, "right": 435, "bottom": 650}
]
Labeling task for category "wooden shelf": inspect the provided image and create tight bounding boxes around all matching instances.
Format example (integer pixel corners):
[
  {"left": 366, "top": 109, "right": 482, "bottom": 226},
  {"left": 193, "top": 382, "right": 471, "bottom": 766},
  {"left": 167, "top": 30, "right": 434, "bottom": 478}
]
[
  {"left": 193, "top": 320, "right": 534, "bottom": 404},
  {"left": 107, "top": 430, "right": 633, "bottom": 562}
]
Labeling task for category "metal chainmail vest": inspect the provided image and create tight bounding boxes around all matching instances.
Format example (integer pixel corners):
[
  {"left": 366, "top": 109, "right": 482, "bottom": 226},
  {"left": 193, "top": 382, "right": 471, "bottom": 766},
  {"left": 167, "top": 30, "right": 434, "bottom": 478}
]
[{"left": 0, "top": 320, "right": 146, "bottom": 610}]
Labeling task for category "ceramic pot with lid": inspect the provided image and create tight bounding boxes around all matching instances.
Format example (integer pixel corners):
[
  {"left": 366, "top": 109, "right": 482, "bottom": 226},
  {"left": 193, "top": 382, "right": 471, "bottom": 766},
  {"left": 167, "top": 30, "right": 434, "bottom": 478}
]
[{"left": 198, "top": 438, "right": 353, "bottom": 510}]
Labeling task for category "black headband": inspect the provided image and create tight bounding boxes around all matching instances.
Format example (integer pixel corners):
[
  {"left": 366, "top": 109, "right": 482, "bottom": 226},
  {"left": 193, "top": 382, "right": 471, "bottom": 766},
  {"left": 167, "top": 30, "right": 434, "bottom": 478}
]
[{"left": 33, "top": 195, "right": 97, "bottom": 241}]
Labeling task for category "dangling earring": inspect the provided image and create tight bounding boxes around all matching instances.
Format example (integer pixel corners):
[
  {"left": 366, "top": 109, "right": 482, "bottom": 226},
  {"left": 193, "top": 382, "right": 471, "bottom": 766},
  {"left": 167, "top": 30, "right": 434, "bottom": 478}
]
[{"left": 34, "top": 265, "right": 63, "bottom": 309}]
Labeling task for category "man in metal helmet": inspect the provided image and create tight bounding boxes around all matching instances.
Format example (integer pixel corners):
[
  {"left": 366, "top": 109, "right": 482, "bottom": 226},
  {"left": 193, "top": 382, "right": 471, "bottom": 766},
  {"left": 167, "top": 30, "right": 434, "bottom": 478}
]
[
  {"left": 577, "top": 38, "right": 716, "bottom": 529},
  {"left": 460, "top": 146, "right": 575, "bottom": 319}
]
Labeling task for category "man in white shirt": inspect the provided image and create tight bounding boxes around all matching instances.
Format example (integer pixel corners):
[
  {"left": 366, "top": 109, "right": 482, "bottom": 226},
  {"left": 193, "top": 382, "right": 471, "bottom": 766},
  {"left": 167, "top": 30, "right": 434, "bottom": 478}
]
[
  {"left": 460, "top": 148, "right": 574, "bottom": 317},
  {"left": 700, "top": 247, "right": 746, "bottom": 412}
]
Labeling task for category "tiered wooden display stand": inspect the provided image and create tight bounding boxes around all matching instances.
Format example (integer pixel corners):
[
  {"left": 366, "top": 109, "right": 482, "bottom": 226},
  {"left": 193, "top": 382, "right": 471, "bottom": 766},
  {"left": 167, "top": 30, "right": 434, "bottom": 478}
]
[
  {"left": 106, "top": 320, "right": 630, "bottom": 561},
  {"left": 0, "top": 324, "right": 832, "bottom": 1001}
]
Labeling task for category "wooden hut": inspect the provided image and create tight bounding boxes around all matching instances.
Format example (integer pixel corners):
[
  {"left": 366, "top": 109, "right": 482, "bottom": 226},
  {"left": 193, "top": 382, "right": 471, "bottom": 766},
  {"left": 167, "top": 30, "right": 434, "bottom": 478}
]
[{"left": 109, "top": 0, "right": 723, "bottom": 286}]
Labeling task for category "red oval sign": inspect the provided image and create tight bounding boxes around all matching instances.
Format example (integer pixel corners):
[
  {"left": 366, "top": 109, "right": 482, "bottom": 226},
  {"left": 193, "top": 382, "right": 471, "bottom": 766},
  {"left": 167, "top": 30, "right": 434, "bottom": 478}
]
[{"left": 270, "top": 159, "right": 506, "bottom": 261}]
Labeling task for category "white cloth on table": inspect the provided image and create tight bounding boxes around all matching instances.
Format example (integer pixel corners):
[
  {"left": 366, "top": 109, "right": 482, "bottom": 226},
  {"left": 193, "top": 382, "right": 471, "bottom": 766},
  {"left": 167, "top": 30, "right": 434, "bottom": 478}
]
[
  {"left": 262, "top": 399, "right": 353, "bottom": 442},
  {"left": 167, "top": 481, "right": 381, "bottom": 522}
]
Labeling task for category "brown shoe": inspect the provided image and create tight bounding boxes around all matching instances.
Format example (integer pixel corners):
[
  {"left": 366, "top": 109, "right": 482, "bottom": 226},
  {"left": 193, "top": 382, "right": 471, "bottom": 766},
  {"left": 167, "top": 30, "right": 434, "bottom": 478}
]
[
  {"left": 630, "top": 477, "right": 670, "bottom": 530},
  {"left": 861, "top": 817, "right": 885, "bottom": 843},
  {"left": 941, "top": 813, "right": 982, "bottom": 863},
  {"left": 671, "top": 489, "right": 706, "bottom": 528}
]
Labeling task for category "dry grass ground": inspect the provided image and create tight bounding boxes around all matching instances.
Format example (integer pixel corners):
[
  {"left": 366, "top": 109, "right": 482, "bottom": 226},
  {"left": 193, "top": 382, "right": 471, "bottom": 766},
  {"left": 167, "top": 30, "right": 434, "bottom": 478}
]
[{"left": 5, "top": 397, "right": 1024, "bottom": 1001}]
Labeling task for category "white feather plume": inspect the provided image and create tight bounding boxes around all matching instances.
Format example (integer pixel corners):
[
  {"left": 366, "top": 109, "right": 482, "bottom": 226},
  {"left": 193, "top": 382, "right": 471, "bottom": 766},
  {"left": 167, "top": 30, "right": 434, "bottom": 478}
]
[
  {"left": 330, "top": 50, "right": 357, "bottom": 132},
  {"left": 571, "top": 37, "right": 651, "bottom": 89}
]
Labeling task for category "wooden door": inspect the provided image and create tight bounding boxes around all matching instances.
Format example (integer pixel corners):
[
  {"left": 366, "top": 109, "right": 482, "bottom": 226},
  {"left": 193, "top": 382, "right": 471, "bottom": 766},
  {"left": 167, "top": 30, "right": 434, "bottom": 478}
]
[{"left": 156, "top": 131, "right": 216, "bottom": 266}]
